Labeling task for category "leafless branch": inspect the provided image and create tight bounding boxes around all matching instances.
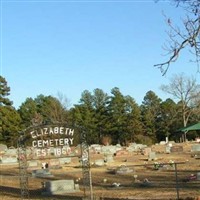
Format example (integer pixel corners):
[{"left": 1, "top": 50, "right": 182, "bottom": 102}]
[{"left": 154, "top": 0, "right": 200, "bottom": 75}]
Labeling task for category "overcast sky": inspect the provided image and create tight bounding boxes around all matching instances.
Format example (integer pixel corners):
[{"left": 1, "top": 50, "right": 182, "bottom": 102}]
[{"left": 1, "top": 0, "right": 200, "bottom": 108}]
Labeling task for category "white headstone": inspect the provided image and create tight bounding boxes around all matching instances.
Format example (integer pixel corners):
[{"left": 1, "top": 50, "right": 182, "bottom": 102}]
[
  {"left": 191, "top": 144, "right": 200, "bottom": 152},
  {"left": 148, "top": 152, "right": 156, "bottom": 161},
  {"left": 44, "top": 180, "right": 79, "bottom": 194},
  {"left": 1, "top": 156, "right": 18, "bottom": 163},
  {"left": 0, "top": 144, "right": 7, "bottom": 152},
  {"left": 94, "top": 159, "right": 104, "bottom": 166},
  {"left": 28, "top": 160, "right": 38, "bottom": 167}
]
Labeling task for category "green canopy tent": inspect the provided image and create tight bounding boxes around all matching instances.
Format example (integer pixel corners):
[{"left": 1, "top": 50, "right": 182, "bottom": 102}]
[
  {"left": 179, "top": 122, "right": 200, "bottom": 142},
  {"left": 179, "top": 122, "right": 200, "bottom": 132}
]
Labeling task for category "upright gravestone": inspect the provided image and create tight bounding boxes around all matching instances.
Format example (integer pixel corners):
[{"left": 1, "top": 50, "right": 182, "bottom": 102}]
[
  {"left": 0, "top": 144, "right": 7, "bottom": 153},
  {"left": 170, "top": 146, "right": 183, "bottom": 153},
  {"left": 191, "top": 144, "right": 200, "bottom": 158},
  {"left": 148, "top": 152, "right": 156, "bottom": 161},
  {"left": 143, "top": 147, "right": 151, "bottom": 156},
  {"left": 191, "top": 144, "right": 200, "bottom": 152},
  {"left": 126, "top": 143, "right": 147, "bottom": 153},
  {"left": 165, "top": 146, "right": 171, "bottom": 154},
  {"left": 28, "top": 160, "right": 38, "bottom": 168},
  {"left": 104, "top": 153, "right": 114, "bottom": 163},
  {"left": 4, "top": 148, "right": 17, "bottom": 156},
  {"left": 1, "top": 156, "right": 18, "bottom": 164},
  {"left": 102, "top": 145, "right": 117, "bottom": 155}
]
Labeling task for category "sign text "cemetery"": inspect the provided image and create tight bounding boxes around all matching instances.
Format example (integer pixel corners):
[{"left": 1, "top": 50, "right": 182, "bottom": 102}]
[{"left": 30, "top": 126, "right": 74, "bottom": 157}]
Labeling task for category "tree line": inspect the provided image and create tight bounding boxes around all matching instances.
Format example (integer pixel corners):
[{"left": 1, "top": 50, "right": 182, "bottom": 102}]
[{"left": 0, "top": 74, "right": 200, "bottom": 147}]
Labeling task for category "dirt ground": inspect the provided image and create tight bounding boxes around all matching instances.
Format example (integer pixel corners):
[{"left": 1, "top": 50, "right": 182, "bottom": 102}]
[{"left": 0, "top": 142, "right": 200, "bottom": 200}]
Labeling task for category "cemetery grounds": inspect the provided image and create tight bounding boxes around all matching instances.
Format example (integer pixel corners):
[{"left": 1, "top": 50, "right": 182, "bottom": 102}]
[{"left": 0, "top": 142, "right": 200, "bottom": 200}]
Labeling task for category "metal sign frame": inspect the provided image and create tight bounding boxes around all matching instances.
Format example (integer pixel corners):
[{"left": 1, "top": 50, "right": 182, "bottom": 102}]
[{"left": 18, "top": 124, "right": 93, "bottom": 200}]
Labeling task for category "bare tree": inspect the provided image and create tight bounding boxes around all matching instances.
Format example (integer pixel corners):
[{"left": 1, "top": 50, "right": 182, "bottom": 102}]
[
  {"left": 155, "top": 0, "right": 200, "bottom": 75},
  {"left": 57, "top": 91, "right": 71, "bottom": 109},
  {"left": 160, "top": 73, "right": 200, "bottom": 127}
]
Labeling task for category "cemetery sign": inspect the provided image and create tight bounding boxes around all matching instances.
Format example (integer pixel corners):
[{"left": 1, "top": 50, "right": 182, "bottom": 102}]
[
  {"left": 18, "top": 123, "right": 93, "bottom": 200},
  {"left": 29, "top": 125, "right": 75, "bottom": 158}
]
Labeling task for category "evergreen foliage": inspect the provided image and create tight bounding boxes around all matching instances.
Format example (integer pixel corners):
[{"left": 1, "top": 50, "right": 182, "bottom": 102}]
[
  {"left": 0, "top": 76, "right": 21, "bottom": 145},
  {"left": 0, "top": 76, "right": 12, "bottom": 106},
  {"left": 1, "top": 75, "right": 200, "bottom": 147}
]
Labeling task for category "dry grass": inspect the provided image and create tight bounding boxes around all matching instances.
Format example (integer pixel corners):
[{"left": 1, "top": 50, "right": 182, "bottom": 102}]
[{"left": 0, "top": 142, "right": 200, "bottom": 200}]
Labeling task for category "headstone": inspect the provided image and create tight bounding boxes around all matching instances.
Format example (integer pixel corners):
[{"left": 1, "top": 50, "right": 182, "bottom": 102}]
[
  {"left": 104, "top": 154, "right": 114, "bottom": 163},
  {"left": 160, "top": 141, "right": 166, "bottom": 145},
  {"left": 142, "top": 147, "right": 151, "bottom": 156},
  {"left": 28, "top": 160, "right": 38, "bottom": 168},
  {"left": 165, "top": 146, "right": 171, "bottom": 154},
  {"left": 1, "top": 156, "right": 18, "bottom": 164},
  {"left": 148, "top": 152, "right": 156, "bottom": 161},
  {"left": 32, "top": 169, "right": 53, "bottom": 178},
  {"left": 43, "top": 179, "right": 79, "bottom": 195},
  {"left": 191, "top": 144, "right": 200, "bottom": 152},
  {"left": 170, "top": 146, "right": 183, "bottom": 153},
  {"left": 116, "top": 165, "right": 134, "bottom": 174},
  {"left": 195, "top": 138, "right": 200, "bottom": 143},
  {"left": 4, "top": 148, "right": 17, "bottom": 156},
  {"left": 168, "top": 143, "right": 173, "bottom": 147},
  {"left": 94, "top": 159, "right": 104, "bottom": 166},
  {"left": 59, "top": 157, "right": 71, "bottom": 165},
  {"left": 126, "top": 143, "right": 147, "bottom": 152},
  {"left": 102, "top": 145, "right": 117, "bottom": 154},
  {"left": 0, "top": 144, "right": 7, "bottom": 152},
  {"left": 115, "top": 144, "right": 122, "bottom": 151},
  {"left": 191, "top": 144, "right": 200, "bottom": 158}
]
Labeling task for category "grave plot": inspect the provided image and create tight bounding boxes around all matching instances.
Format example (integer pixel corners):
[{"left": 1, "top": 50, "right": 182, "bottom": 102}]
[
  {"left": 26, "top": 158, "right": 83, "bottom": 197},
  {"left": 191, "top": 144, "right": 200, "bottom": 158},
  {"left": 1, "top": 141, "right": 200, "bottom": 200}
]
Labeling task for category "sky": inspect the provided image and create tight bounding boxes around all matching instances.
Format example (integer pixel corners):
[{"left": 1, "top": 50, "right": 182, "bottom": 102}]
[{"left": 1, "top": 0, "right": 200, "bottom": 109}]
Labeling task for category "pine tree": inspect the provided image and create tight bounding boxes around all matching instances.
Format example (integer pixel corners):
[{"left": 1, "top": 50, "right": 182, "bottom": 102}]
[
  {"left": 0, "top": 76, "right": 21, "bottom": 146},
  {"left": 0, "top": 76, "right": 12, "bottom": 106}
]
